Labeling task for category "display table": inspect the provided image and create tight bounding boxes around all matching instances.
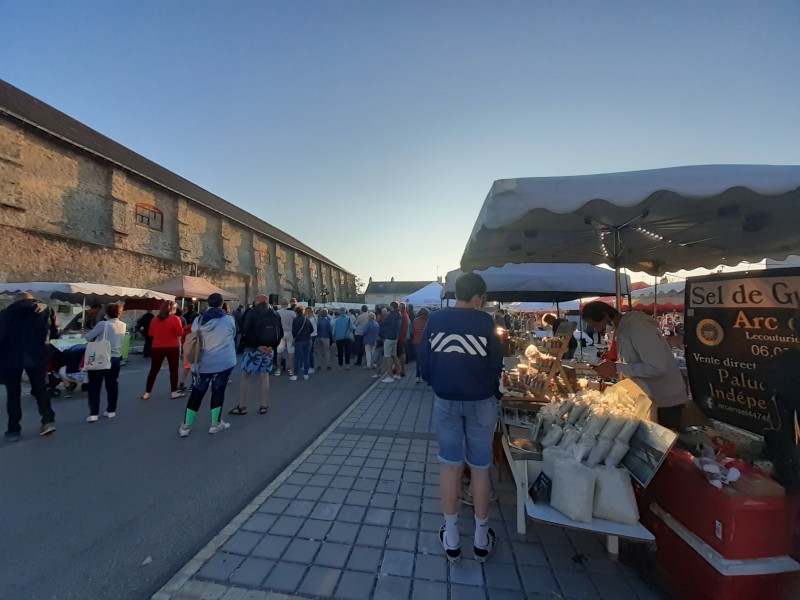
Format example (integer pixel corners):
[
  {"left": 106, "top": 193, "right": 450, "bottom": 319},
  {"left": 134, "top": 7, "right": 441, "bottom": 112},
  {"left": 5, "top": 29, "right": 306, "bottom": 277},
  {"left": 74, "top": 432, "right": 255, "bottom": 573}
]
[
  {"left": 499, "top": 425, "right": 540, "bottom": 536},
  {"left": 526, "top": 498, "right": 655, "bottom": 554},
  {"left": 498, "top": 396, "right": 657, "bottom": 555}
]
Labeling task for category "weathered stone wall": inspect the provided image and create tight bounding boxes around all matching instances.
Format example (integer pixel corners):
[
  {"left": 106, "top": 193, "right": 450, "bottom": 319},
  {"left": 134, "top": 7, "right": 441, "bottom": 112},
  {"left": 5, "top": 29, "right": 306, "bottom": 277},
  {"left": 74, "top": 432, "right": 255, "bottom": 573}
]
[
  {"left": 0, "top": 115, "right": 356, "bottom": 303},
  {"left": 0, "top": 224, "right": 249, "bottom": 296}
]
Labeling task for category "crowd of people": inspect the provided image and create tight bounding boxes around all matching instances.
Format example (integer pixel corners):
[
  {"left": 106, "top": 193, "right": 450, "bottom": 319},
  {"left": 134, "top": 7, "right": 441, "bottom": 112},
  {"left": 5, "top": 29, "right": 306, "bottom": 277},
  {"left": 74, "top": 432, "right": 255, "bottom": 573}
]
[{"left": 0, "top": 292, "right": 437, "bottom": 441}]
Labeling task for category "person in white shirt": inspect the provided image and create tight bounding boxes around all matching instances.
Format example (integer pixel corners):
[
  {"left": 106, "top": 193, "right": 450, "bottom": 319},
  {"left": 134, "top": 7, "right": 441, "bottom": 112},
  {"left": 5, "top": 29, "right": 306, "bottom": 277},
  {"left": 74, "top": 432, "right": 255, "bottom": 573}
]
[
  {"left": 353, "top": 305, "right": 370, "bottom": 366},
  {"left": 306, "top": 306, "right": 318, "bottom": 374},
  {"left": 275, "top": 298, "right": 297, "bottom": 376},
  {"left": 84, "top": 303, "right": 127, "bottom": 421}
]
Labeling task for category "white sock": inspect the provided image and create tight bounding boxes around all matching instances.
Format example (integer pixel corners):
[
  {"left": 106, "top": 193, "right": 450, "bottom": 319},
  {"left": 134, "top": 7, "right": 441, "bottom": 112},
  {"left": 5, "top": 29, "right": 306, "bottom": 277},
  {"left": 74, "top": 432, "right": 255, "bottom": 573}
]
[
  {"left": 474, "top": 515, "right": 489, "bottom": 548},
  {"left": 444, "top": 513, "right": 460, "bottom": 548}
]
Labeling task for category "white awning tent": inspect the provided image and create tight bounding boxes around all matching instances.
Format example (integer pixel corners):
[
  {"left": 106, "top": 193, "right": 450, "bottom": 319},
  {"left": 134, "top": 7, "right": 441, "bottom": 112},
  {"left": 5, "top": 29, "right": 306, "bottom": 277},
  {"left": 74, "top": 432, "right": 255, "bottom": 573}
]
[
  {"left": 0, "top": 282, "right": 175, "bottom": 305},
  {"left": 402, "top": 282, "right": 444, "bottom": 307},
  {"left": 461, "top": 165, "right": 800, "bottom": 304},
  {"left": 507, "top": 300, "right": 581, "bottom": 312},
  {"left": 442, "top": 263, "right": 629, "bottom": 302}
]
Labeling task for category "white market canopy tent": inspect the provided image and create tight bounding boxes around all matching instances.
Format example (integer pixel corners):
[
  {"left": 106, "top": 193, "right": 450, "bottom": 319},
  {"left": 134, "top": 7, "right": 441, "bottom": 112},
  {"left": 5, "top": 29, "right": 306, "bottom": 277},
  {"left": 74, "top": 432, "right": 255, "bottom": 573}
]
[
  {"left": 0, "top": 282, "right": 175, "bottom": 305},
  {"left": 442, "top": 262, "right": 630, "bottom": 302},
  {"left": 461, "top": 165, "right": 800, "bottom": 277},
  {"left": 403, "top": 282, "right": 444, "bottom": 306}
]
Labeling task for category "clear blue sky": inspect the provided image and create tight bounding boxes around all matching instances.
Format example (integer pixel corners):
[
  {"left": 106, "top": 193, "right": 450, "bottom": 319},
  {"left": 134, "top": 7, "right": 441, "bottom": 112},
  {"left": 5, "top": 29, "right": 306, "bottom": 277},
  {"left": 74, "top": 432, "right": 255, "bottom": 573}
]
[{"left": 2, "top": 1, "right": 798, "bottom": 286}]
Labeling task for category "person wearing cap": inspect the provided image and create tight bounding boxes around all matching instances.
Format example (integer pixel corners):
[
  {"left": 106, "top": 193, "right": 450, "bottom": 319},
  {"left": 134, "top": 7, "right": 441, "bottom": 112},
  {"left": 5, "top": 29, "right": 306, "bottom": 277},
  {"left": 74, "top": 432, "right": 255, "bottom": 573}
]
[
  {"left": 179, "top": 293, "right": 238, "bottom": 436},
  {"left": 0, "top": 292, "right": 58, "bottom": 440}
]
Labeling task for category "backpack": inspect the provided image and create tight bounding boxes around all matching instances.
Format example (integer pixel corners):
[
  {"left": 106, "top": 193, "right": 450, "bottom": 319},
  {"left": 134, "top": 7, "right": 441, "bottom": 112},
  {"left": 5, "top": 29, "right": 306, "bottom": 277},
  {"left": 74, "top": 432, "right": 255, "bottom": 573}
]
[
  {"left": 182, "top": 320, "right": 203, "bottom": 364},
  {"left": 262, "top": 312, "right": 282, "bottom": 348}
]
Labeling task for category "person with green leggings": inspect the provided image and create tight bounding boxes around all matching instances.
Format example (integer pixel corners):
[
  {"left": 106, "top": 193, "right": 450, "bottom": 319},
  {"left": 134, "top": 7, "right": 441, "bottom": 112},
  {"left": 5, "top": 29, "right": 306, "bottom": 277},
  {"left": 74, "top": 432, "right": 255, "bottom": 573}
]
[{"left": 180, "top": 293, "right": 237, "bottom": 437}]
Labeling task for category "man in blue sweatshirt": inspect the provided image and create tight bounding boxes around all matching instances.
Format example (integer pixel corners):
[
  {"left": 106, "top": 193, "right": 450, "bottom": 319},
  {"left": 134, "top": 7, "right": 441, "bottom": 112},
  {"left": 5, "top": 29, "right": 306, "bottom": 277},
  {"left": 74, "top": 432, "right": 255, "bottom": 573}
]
[
  {"left": 418, "top": 272, "right": 503, "bottom": 563},
  {"left": 379, "top": 301, "right": 403, "bottom": 383}
]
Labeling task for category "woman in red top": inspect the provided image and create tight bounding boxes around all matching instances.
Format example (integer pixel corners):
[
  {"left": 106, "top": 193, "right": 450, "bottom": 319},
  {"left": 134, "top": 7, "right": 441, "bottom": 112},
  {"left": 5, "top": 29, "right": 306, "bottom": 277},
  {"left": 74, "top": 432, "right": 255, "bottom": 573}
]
[
  {"left": 142, "top": 300, "right": 185, "bottom": 400},
  {"left": 411, "top": 308, "right": 430, "bottom": 383}
]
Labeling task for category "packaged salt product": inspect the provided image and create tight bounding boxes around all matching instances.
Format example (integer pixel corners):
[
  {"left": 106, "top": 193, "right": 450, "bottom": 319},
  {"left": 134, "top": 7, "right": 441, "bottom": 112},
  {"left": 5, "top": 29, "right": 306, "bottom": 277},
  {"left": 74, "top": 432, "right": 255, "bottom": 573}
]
[
  {"left": 593, "top": 467, "right": 640, "bottom": 525},
  {"left": 604, "top": 439, "right": 630, "bottom": 467},
  {"left": 616, "top": 418, "right": 639, "bottom": 444},
  {"left": 557, "top": 427, "right": 581, "bottom": 450},
  {"left": 586, "top": 436, "right": 614, "bottom": 467},
  {"left": 556, "top": 399, "right": 574, "bottom": 419},
  {"left": 551, "top": 459, "right": 596, "bottom": 523},
  {"left": 599, "top": 413, "right": 626, "bottom": 438},
  {"left": 542, "top": 447, "right": 572, "bottom": 478},
  {"left": 541, "top": 424, "right": 564, "bottom": 448},
  {"left": 567, "top": 402, "right": 590, "bottom": 425},
  {"left": 573, "top": 439, "right": 594, "bottom": 462},
  {"left": 582, "top": 411, "right": 609, "bottom": 437}
]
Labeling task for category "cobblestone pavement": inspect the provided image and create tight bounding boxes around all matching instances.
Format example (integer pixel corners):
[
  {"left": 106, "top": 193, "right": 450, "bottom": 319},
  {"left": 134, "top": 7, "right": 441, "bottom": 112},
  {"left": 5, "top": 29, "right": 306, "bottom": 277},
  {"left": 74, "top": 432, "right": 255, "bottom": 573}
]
[{"left": 154, "top": 376, "right": 665, "bottom": 600}]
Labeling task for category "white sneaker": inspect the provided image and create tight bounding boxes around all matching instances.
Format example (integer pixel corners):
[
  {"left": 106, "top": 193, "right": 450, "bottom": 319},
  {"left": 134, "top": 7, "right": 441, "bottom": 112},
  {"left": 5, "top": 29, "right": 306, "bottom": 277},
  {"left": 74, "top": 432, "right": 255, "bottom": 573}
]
[
  {"left": 209, "top": 420, "right": 231, "bottom": 434},
  {"left": 179, "top": 423, "right": 191, "bottom": 437},
  {"left": 86, "top": 415, "right": 99, "bottom": 423},
  {"left": 303, "top": 375, "right": 309, "bottom": 381},
  {"left": 393, "top": 375, "right": 401, "bottom": 379},
  {"left": 382, "top": 377, "right": 395, "bottom": 383},
  {"left": 103, "top": 411, "right": 116, "bottom": 419},
  {"left": 371, "top": 374, "right": 380, "bottom": 378},
  {"left": 288, "top": 370, "right": 294, "bottom": 377},
  {"left": 308, "top": 368, "right": 315, "bottom": 374},
  {"left": 273, "top": 370, "right": 281, "bottom": 377},
  {"left": 290, "top": 375, "right": 298, "bottom": 381}
]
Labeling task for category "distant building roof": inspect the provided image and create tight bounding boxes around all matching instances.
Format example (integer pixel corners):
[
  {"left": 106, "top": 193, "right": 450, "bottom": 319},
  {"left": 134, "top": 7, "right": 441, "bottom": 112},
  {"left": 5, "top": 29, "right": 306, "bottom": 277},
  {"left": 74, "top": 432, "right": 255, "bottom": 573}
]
[
  {"left": 365, "top": 281, "right": 433, "bottom": 296},
  {"left": 0, "top": 79, "right": 348, "bottom": 274}
]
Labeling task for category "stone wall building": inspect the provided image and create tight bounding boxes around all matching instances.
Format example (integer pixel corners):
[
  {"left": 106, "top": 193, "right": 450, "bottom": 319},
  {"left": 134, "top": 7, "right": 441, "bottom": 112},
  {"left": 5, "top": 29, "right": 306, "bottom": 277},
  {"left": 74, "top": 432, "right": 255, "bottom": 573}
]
[{"left": 0, "top": 79, "right": 355, "bottom": 304}]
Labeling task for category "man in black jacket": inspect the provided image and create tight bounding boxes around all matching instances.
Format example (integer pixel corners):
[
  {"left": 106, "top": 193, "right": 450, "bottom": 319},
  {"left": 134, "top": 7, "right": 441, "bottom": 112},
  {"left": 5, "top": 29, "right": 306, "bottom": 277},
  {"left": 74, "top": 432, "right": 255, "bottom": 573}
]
[
  {"left": 0, "top": 293, "right": 57, "bottom": 440},
  {"left": 137, "top": 310, "right": 155, "bottom": 358},
  {"left": 229, "top": 295, "right": 283, "bottom": 415}
]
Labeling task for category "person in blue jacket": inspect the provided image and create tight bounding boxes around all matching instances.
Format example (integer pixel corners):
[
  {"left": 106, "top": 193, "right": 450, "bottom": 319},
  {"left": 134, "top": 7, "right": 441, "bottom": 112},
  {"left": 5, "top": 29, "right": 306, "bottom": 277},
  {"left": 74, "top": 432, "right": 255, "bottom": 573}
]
[
  {"left": 332, "top": 310, "right": 355, "bottom": 370},
  {"left": 418, "top": 273, "right": 503, "bottom": 564},
  {"left": 315, "top": 309, "right": 334, "bottom": 370},
  {"left": 362, "top": 312, "right": 380, "bottom": 369},
  {"left": 379, "top": 301, "right": 402, "bottom": 382}
]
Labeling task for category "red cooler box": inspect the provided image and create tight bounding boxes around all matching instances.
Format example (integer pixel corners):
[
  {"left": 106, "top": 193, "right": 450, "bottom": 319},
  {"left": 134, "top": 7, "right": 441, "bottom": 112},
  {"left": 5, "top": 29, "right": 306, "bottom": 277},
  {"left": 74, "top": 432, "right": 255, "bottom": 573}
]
[
  {"left": 651, "top": 504, "right": 800, "bottom": 600},
  {"left": 646, "top": 449, "right": 796, "bottom": 560}
]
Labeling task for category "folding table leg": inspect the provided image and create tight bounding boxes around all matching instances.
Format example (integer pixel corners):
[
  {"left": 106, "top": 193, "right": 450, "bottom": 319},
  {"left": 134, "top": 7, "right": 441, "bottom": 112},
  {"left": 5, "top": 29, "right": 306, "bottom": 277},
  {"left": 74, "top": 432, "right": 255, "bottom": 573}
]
[{"left": 606, "top": 535, "right": 619, "bottom": 555}]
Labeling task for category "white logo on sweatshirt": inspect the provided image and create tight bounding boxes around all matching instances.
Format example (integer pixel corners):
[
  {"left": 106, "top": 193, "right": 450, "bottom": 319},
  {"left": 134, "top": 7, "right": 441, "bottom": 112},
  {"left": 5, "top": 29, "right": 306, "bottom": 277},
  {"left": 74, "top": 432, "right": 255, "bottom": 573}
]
[{"left": 429, "top": 332, "right": 488, "bottom": 356}]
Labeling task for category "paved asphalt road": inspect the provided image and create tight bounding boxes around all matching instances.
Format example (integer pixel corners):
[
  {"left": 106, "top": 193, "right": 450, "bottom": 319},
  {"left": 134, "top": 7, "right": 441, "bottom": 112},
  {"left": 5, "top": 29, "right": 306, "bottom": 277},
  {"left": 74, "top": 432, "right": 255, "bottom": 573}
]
[{"left": 0, "top": 355, "right": 375, "bottom": 600}]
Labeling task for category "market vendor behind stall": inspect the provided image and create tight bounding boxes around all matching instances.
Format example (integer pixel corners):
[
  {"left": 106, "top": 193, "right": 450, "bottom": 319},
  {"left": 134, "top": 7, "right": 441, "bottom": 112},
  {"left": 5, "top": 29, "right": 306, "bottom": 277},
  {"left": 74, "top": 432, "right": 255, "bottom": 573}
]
[{"left": 581, "top": 301, "right": 688, "bottom": 430}]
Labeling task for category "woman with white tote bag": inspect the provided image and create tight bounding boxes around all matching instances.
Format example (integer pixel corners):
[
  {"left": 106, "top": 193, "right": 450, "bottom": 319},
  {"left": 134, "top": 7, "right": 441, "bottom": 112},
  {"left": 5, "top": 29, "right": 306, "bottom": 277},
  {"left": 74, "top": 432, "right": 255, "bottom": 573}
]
[{"left": 84, "top": 304, "right": 127, "bottom": 422}]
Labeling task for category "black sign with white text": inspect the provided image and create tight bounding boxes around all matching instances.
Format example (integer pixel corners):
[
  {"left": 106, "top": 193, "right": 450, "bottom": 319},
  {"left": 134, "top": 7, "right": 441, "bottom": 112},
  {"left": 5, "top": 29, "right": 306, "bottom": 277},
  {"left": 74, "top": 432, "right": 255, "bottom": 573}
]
[{"left": 685, "top": 268, "right": 800, "bottom": 435}]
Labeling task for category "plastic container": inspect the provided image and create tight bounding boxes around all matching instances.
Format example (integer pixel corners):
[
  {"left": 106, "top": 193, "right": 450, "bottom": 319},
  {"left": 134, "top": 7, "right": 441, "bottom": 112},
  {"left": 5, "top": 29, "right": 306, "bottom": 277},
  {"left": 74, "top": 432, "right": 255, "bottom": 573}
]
[
  {"left": 650, "top": 504, "right": 800, "bottom": 600},
  {"left": 647, "top": 450, "right": 798, "bottom": 560}
]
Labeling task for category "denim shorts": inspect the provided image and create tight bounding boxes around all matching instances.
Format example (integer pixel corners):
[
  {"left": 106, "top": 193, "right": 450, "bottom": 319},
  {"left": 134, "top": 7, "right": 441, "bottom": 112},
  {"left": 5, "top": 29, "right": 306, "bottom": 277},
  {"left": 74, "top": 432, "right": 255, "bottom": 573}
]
[{"left": 434, "top": 396, "right": 499, "bottom": 469}]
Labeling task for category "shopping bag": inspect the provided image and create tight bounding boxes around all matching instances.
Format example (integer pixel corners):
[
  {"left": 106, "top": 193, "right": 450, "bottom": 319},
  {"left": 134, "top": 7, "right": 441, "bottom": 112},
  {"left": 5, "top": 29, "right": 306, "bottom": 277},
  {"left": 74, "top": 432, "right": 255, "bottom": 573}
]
[{"left": 83, "top": 323, "right": 111, "bottom": 371}]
